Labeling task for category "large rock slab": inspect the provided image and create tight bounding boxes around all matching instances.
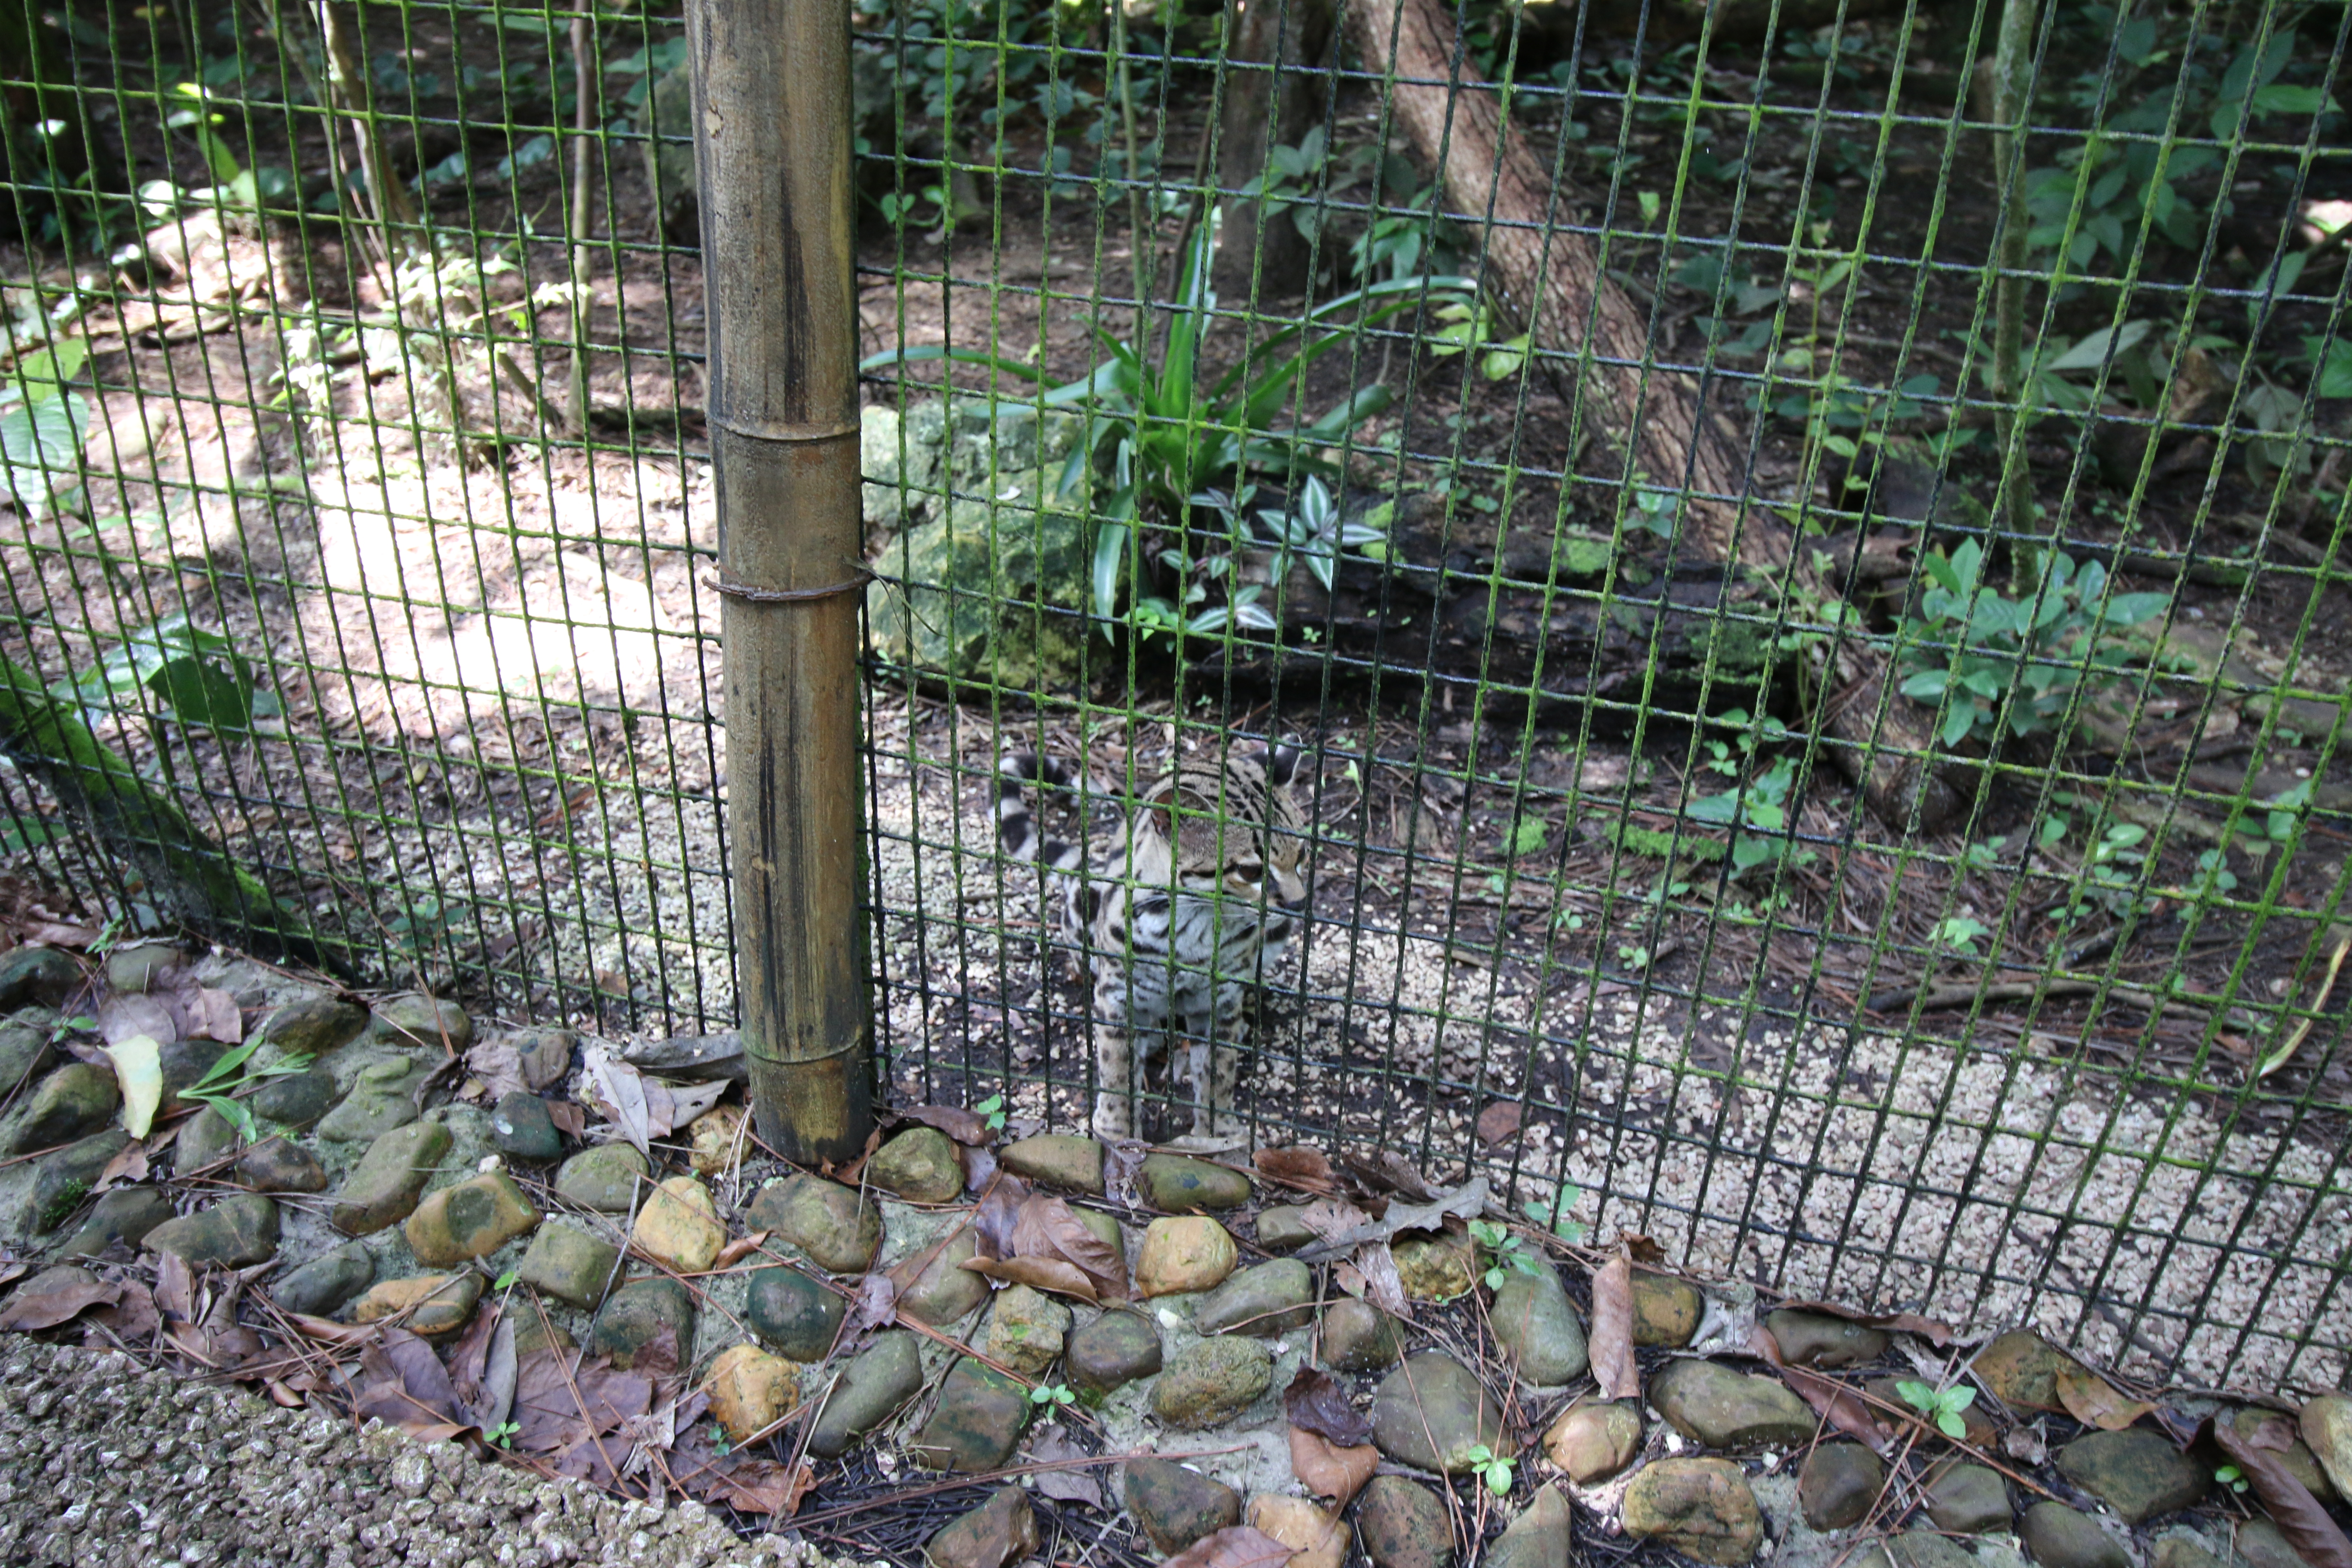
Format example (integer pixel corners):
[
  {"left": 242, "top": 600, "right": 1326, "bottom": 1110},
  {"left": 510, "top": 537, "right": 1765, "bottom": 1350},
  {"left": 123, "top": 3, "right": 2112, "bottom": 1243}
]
[
  {"left": 143, "top": 1194, "right": 279, "bottom": 1267},
  {"left": 590, "top": 1277, "right": 694, "bottom": 1368},
  {"left": 513, "top": 1222, "right": 621, "bottom": 1309},
  {"left": 1485, "top": 1484, "right": 1572, "bottom": 1568},
  {"left": 330, "top": 1120, "right": 452, "bottom": 1236},
  {"left": 2020, "top": 1503, "right": 2131, "bottom": 1568},
  {"left": 999, "top": 1134, "right": 1104, "bottom": 1194},
  {"left": 1194, "top": 1259, "right": 1313, "bottom": 1336},
  {"left": 924, "top": 1486, "right": 1038, "bottom": 1568},
  {"left": 404, "top": 1172, "right": 541, "bottom": 1265},
  {"left": 868, "top": 1127, "right": 964, "bottom": 1204},
  {"left": 1544, "top": 1400, "right": 1642, "bottom": 1484},
  {"left": 1123, "top": 1458, "right": 1240, "bottom": 1555},
  {"left": 2056, "top": 1429, "right": 2206, "bottom": 1523},
  {"left": 1137, "top": 1217, "right": 1236, "bottom": 1297},
  {"left": 1067, "top": 1308, "right": 1161, "bottom": 1394},
  {"left": 912, "top": 1359, "right": 1029, "bottom": 1472},
  {"left": 1357, "top": 1475, "right": 1455, "bottom": 1568},
  {"left": 890, "top": 1231, "right": 989, "bottom": 1326},
  {"left": 1369, "top": 1354, "right": 1505, "bottom": 1475},
  {"left": 746, "top": 1173, "right": 883, "bottom": 1274},
  {"left": 1622, "top": 1457, "right": 1763, "bottom": 1565},
  {"left": 747, "top": 1266, "right": 846, "bottom": 1361},
  {"left": 1152, "top": 1336, "right": 1274, "bottom": 1429},
  {"left": 1651, "top": 1357, "right": 1816, "bottom": 1449},
  {"left": 1799, "top": 1442, "right": 1885, "bottom": 1530},
  {"left": 807, "top": 1331, "right": 925, "bottom": 1457}
]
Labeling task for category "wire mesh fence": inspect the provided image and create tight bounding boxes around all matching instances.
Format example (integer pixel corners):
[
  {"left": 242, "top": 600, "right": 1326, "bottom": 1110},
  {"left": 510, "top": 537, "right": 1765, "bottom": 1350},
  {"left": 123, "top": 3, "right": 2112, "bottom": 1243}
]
[{"left": 0, "top": 0, "right": 2346, "bottom": 1394}]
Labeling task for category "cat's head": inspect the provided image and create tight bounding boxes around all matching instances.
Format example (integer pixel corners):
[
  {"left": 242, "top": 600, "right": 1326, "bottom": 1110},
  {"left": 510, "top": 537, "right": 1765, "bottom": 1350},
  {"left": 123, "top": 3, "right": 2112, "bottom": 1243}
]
[{"left": 1146, "top": 743, "right": 1309, "bottom": 912}]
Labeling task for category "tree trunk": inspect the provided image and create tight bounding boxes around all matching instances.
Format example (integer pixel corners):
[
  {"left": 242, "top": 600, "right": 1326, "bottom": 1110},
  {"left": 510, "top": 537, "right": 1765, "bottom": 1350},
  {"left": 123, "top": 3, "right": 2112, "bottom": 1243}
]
[
  {"left": 1213, "top": 0, "right": 1334, "bottom": 299},
  {"left": 1342, "top": 0, "right": 1958, "bottom": 829}
]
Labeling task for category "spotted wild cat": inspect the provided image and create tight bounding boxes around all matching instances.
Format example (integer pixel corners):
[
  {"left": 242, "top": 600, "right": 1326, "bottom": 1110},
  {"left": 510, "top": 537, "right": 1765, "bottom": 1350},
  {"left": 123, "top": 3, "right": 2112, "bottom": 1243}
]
[{"left": 995, "top": 743, "right": 1310, "bottom": 1146}]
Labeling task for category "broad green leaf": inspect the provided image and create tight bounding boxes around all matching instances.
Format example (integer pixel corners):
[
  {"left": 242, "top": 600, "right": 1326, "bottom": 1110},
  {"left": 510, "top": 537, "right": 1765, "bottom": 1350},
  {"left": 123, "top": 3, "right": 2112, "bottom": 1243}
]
[
  {"left": 2043, "top": 319, "right": 2153, "bottom": 374},
  {"left": 149, "top": 654, "right": 257, "bottom": 731},
  {"left": 104, "top": 1033, "right": 164, "bottom": 1139},
  {"left": 1092, "top": 519, "right": 1130, "bottom": 628}
]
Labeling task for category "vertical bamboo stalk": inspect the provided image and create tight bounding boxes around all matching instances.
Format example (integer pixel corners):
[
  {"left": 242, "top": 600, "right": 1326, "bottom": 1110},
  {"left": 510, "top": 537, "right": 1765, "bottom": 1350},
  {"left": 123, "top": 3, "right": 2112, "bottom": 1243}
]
[
  {"left": 687, "top": 0, "right": 873, "bottom": 1162},
  {"left": 1988, "top": 0, "right": 2040, "bottom": 533}
]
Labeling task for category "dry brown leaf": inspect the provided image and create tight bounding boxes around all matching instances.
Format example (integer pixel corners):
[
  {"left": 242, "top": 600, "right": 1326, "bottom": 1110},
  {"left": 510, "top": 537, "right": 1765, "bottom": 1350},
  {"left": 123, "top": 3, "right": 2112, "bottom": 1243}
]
[
  {"left": 965, "top": 1254, "right": 1099, "bottom": 1303},
  {"left": 714, "top": 1232, "right": 768, "bottom": 1270},
  {"left": 93, "top": 1139, "right": 148, "bottom": 1193},
  {"left": 546, "top": 1099, "right": 587, "bottom": 1138},
  {"left": 511, "top": 1348, "right": 652, "bottom": 1454},
  {"left": 1009, "top": 1193, "right": 1129, "bottom": 1300},
  {"left": 353, "top": 1327, "right": 465, "bottom": 1435},
  {"left": 0, "top": 1274, "right": 121, "bottom": 1331},
  {"left": 464, "top": 1038, "right": 528, "bottom": 1102},
  {"left": 900, "top": 1104, "right": 992, "bottom": 1145},
  {"left": 1163, "top": 1526, "right": 1300, "bottom": 1568},
  {"left": 189, "top": 988, "right": 242, "bottom": 1044},
  {"left": 1288, "top": 1426, "right": 1378, "bottom": 1506},
  {"left": 279, "top": 1311, "right": 379, "bottom": 1347},
  {"left": 90, "top": 1279, "right": 159, "bottom": 1343},
  {"left": 1750, "top": 1326, "right": 1892, "bottom": 1454},
  {"left": 153, "top": 1251, "right": 196, "bottom": 1323},
  {"left": 971, "top": 1180, "right": 1029, "bottom": 1259},
  {"left": 1029, "top": 1424, "right": 1105, "bottom": 1507},
  {"left": 1254, "top": 1146, "right": 1337, "bottom": 1192},
  {"left": 2209, "top": 1415, "right": 2352, "bottom": 1568},
  {"left": 1589, "top": 1256, "right": 1640, "bottom": 1401},
  {"left": 1772, "top": 1298, "right": 1957, "bottom": 1347},
  {"left": 1349, "top": 1243, "right": 1410, "bottom": 1317},
  {"left": 2055, "top": 1366, "right": 2155, "bottom": 1431},
  {"left": 1282, "top": 1367, "right": 1372, "bottom": 1447},
  {"left": 1475, "top": 1102, "right": 1524, "bottom": 1145}
]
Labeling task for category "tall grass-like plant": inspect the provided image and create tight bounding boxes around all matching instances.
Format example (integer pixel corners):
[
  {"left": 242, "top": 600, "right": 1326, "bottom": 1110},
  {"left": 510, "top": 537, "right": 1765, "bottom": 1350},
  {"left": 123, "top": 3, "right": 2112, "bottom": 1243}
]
[{"left": 862, "top": 217, "right": 1470, "bottom": 633}]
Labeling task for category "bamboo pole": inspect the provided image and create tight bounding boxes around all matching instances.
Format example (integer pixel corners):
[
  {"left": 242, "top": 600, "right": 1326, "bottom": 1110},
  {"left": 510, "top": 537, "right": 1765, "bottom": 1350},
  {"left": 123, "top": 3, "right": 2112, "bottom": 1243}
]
[{"left": 686, "top": 0, "right": 873, "bottom": 1162}]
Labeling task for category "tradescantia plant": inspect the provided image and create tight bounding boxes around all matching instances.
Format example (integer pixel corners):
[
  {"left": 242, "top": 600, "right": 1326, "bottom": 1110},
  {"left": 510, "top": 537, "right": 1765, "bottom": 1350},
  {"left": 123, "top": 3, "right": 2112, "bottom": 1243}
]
[{"left": 861, "top": 214, "right": 1470, "bottom": 636}]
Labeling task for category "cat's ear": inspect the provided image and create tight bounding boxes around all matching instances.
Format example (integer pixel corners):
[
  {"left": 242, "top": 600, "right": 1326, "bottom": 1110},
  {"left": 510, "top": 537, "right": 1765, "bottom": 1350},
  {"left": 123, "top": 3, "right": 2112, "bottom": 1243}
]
[
  {"left": 1261, "top": 743, "right": 1304, "bottom": 789},
  {"left": 1144, "top": 783, "right": 1178, "bottom": 837}
]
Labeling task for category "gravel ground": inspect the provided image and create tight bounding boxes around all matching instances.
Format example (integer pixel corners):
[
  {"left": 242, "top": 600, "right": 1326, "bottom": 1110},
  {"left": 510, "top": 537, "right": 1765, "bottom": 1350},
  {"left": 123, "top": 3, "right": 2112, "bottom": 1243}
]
[{"left": 0, "top": 1341, "right": 805, "bottom": 1568}]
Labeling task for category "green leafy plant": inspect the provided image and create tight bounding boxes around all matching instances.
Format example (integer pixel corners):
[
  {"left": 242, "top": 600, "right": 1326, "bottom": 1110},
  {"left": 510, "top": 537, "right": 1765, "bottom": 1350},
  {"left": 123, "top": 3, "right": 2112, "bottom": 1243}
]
[
  {"left": 974, "top": 1093, "right": 1008, "bottom": 1132},
  {"left": 864, "top": 220, "right": 1468, "bottom": 638},
  {"left": 1932, "top": 916, "right": 1992, "bottom": 957},
  {"left": 53, "top": 613, "right": 274, "bottom": 738},
  {"left": 494, "top": 1268, "right": 521, "bottom": 1290},
  {"left": 1029, "top": 1382, "right": 1076, "bottom": 1410},
  {"left": 1520, "top": 1190, "right": 1587, "bottom": 1246},
  {"left": 178, "top": 1042, "right": 316, "bottom": 1144},
  {"left": 486, "top": 1420, "right": 521, "bottom": 1448},
  {"left": 0, "top": 330, "right": 92, "bottom": 523},
  {"left": 1685, "top": 753, "right": 1799, "bottom": 875},
  {"left": 1895, "top": 539, "right": 2171, "bottom": 748},
  {"left": 1469, "top": 1218, "right": 1544, "bottom": 1290},
  {"left": 1894, "top": 1379, "right": 1976, "bottom": 1439},
  {"left": 1428, "top": 297, "right": 1531, "bottom": 383},
  {"left": 1462, "top": 1442, "right": 1516, "bottom": 1496},
  {"left": 2215, "top": 1464, "right": 2249, "bottom": 1495}
]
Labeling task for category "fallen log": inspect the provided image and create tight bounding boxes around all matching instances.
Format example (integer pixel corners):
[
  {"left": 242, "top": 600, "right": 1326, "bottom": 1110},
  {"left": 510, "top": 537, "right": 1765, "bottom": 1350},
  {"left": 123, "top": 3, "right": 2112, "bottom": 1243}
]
[{"left": 1341, "top": 0, "right": 1959, "bottom": 829}]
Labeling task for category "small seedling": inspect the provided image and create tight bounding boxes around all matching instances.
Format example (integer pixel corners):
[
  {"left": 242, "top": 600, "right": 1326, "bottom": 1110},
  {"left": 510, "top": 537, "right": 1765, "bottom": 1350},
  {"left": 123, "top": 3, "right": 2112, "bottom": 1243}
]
[
  {"left": 1469, "top": 1219, "right": 1544, "bottom": 1290},
  {"left": 1932, "top": 916, "right": 1992, "bottom": 957},
  {"left": 46, "top": 1014, "right": 95, "bottom": 1046},
  {"left": 1895, "top": 1379, "right": 1977, "bottom": 1439},
  {"left": 1521, "top": 1189, "right": 1588, "bottom": 1246},
  {"left": 974, "top": 1094, "right": 1008, "bottom": 1133},
  {"left": 178, "top": 1042, "right": 316, "bottom": 1143},
  {"left": 2214, "top": 1464, "right": 2249, "bottom": 1495},
  {"left": 486, "top": 1420, "right": 520, "bottom": 1448},
  {"left": 1029, "top": 1383, "right": 1077, "bottom": 1411},
  {"left": 493, "top": 1268, "right": 519, "bottom": 1291},
  {"left": 1462, "top": 1443, "right": 1515, "bottom": 1496}
]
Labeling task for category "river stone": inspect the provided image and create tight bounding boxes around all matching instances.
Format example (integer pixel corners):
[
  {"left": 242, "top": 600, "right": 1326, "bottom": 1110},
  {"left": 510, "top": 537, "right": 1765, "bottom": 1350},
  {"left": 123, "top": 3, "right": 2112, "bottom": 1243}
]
[
  {"left": 249, "top": 1067, "right": 340, "bottom": 1130},
  {"left": 59, "top": 1185, "right": 174, "bottom": 1259},
  {"left": 259, "top": 996, "right": 370, "bottom": 1060},
  {"left": 868, "top": 1126, "right": 964, "bottom": 1204},
  {"left": 1799, "top": 1442, "right": 1886, "bottom": 1529},
  {"left": 490, "top": 1091, "right": 563, "bottom": 1161},
  {"left": 555, "top": 1143, "right": 650, "bottom": 1213},
  {"left": 313, "top": 1055, "right": 430, "bottom": 1143},
  {"left": 1067, "top": 1308, "right": 1161, "bottom": 1394},
  {"left": 924, "top": 1486, "right": 1038, "bottom": 1568},
  {"left": 1631, "top": 1275, "right": 1705, "bottom": 1346},
  {"left": 143, "top": 1193, "right": 278, "bottom": 1267},
  {"left": 891, "top": 1231, "right": 990, "bottom": 1326},
  {"left": 2233, "top": 1519, "right": 2302, "bottom": 1568},
  {"left": 513, "top": 1314, "right": 575, "bottom": 1357},
  {"left": 2020, "top": 1504, "right": 2131, "bottom": 1568},
  {"left": 176, "top": 1106, "right": 242, "bottom": 1173},
  {"left": 1194, "top": 1259, "right": 1314, "bottom": 1336},
  {"left": 632, "top": 1175, "right": 724, "bottom": 1273},
  {"left": 105, "top": 942, "right": 181, "bottom": 994},
  {"left": 1256, "top": 1206, "right": 1317, "bottom": 1252},
  {"left": 1123, "top": 1458, "right": 1240, "bottom": 1554},
  {"left": 0, "top": 946, "right": 76, "bottom": 1009},
  {"left": 913, "top": 1358, "right": 1030, "bottom": 1472},
  {"left": 687, "top": 1105, "right": 747, "bottom": 1176},
  {"left": 0, "top": 1013, "right": 54, "bottom": 1096},
  {"left": 1491, "top": 1266, "right": 1587, "bottom": 1386},
  {"left": 1652, "top": 1358, "right": 1817, "bottom": 1449},
  {"left": 1486, "top": 1484, "right": 1572, "bottom": 1568},
  {"left": 1138, "top": 1153, "right": 1251, "bottom": 1211},
  {"left": 1370, "top": 1353, "right": 1506, "bottom": 1474},
  {"left": 155, "top": 1038, "right": 234, "bottom": 1117},
  {"left": 375, "top": 992, "right": 473, "bottom": 1052},
  {"left": 235, "top": 1138, "right": 328, "bottom": 1194},
  {"left": 1137, "top": 1216, "right": 1237, "bottom": 1297},
  {"left": 2056, "top": 1429, "right": 2206, "bottom": 1523},
  {"left": 747, "top": 1266, "right": 846, "bottom": 1360},
  {"left": 28, "top": 1128, "right": 129, "bottom": 1232},
  {"left": 2151, "top": 1537, "right": 2225, "bottom": 1568},
  {"left": 330, "top": 1119, "right": 453, "bottom": 1235},
  {"left": 704, "top": 1342, "right": 800, "bottom": 1445},
  {"left": 1926, "top": 1462, "right": 2012, "bottom": 1534},
  {"left": 1358, "top": 1476, "right": 1455, "bottom": 1568},
  {"left": 1250, "top": 1498, "right": 1349, "bottom": 1568},
  {"left": 5, "top": 1062, "right": 119, "bottom": 1155},
  {"left": 271, "top": 1240, "right": 375, "bottom": 1317},
  {"left": 1544, "top": 1400, "right": 1642, "bottom": 1483},
  {"left": 1071, "top": 1206, "right": 1124, "bottom": 1257},
  {"left": 808, "top": 1331, "right": 925, "bottom": 1457},
  {"left": 1323, "top": 1298, "right": 1403, "bottom": 1372},
  {"left": 1622, "top": 1457, "right": 1764, "bottom": 1565},
  {"left": 982, "top": 1283, "right": 1071, "bottom": 1375},
  {"left": 405, "top": 1171, "right": 542, "bottom": 1265},
  {"left": 1869, "top": 1533, "right": 1978, "bottom": 1568},
  {"left": 747, "top": 1173, "right": 883, "bottom": 1274},
  {"left": 353, "top": 1271, "right": 483, "bottom": 1335},
  {"left": 1391, "top": 1234, "right": 1476, "bottom": 1301},
  {"left": 864, "top": 469, "right": 1091, "bottom": 688},
  {"left": 2297, "top": 1394, "right": 2352, "bottom": 1499},
  {"left": 1152, "top": 1335, "right": 1274, "bottom": 1429},
  {"left": 515, "top": 1222, "right": 621, "bottom": 1309},
  {"left": 1767, "top": 1308, "right": 1888, "bottom": 1368},
  {"left": 2223, "top": 1408, "right": 2335, "bottom": 1503},
  {"left": 999, "top": 1133, "right": 1104, "bottom": 1194},
  {"left": 1972, "top": 1330, "right": 2090, "bottom": 1413},
  {"left": 591, "top": 1277, "right": 695, "bottom": 1367}
]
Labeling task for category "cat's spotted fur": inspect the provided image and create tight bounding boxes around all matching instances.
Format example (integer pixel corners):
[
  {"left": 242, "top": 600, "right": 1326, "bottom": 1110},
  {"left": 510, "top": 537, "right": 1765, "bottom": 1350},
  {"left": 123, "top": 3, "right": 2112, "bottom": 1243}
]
[{"left": 996, "top": 744, "right": 1309, "bottom": 1145}]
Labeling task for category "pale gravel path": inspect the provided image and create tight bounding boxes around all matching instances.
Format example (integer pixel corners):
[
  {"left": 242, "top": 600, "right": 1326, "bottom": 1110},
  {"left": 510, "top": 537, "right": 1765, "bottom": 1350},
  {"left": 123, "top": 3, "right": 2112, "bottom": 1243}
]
[{"left": 0, "top": 1341, "right": 811, "bottom": 1568}]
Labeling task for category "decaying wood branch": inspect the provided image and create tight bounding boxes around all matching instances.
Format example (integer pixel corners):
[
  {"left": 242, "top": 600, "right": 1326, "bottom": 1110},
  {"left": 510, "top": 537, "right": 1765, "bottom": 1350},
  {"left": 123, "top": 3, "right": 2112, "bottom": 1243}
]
[{"left": 1341, "top": 0, "right": 1958, "bottom": 828}]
